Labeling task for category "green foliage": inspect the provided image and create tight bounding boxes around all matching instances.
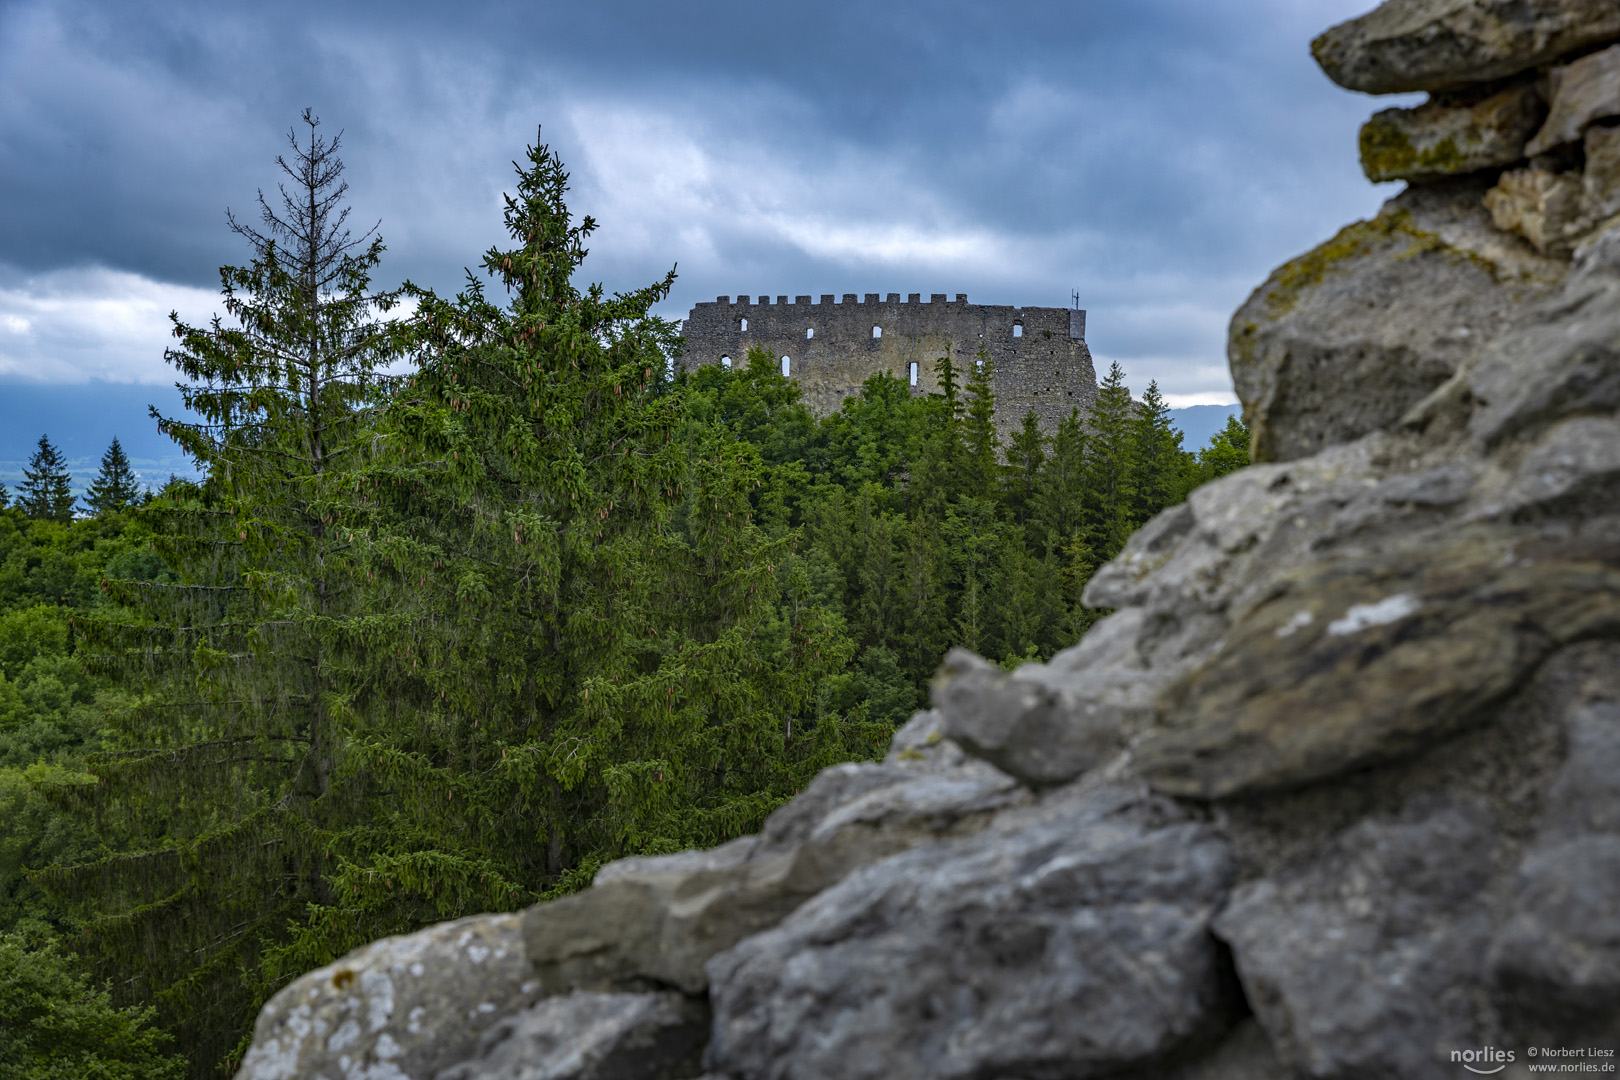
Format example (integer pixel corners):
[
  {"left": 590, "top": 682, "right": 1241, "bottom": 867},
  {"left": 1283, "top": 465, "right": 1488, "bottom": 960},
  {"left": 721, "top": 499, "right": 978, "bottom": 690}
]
[
  {"left": 7, "top": 123, "right": 1257, "bottom": 1078},
  {"left": 18, "top": 438, "right": 74, "bottom": 523},
  {"left": 49, "top": 112, "right": 410, "bottom": 1077},
  {"left": 85, "top": 438, "right": 143, "bottom": 516},
  {"left": 0, "top": 932, "right": 185, "bottom": 1080},
  {"left": 1198, "top": 414, "right": 1252, "bottom": 481}
]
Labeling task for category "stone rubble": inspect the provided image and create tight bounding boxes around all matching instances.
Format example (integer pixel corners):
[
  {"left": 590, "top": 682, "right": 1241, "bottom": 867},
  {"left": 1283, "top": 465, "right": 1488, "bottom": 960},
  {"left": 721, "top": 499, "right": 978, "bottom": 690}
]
[{"left": 236, "top": 2, "right": 1620, "bottom": 1077}]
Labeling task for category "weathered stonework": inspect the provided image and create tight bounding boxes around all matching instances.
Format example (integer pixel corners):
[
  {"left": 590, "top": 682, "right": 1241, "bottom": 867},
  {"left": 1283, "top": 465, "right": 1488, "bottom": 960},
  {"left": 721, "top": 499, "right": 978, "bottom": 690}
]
[{"left": 677, "top": 293, "right": 1097, "bottom": 441}]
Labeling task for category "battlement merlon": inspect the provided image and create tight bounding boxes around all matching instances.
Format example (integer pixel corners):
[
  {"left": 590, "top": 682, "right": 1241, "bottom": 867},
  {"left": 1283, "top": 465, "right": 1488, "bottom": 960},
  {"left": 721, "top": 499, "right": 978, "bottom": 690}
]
[
  {"left": 676, "top": 292, "right": 1098, "bottom": 441},
  {"left": 692, "top": 293, "right": 1084, "bottom": 339}
]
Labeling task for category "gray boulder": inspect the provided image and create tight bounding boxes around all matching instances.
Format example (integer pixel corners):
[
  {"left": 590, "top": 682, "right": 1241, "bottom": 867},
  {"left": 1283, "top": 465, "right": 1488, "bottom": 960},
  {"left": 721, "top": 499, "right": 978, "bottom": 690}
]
[
  {"left": 235, "top": 913, "right": 543, "bottom": 1080},
  {"left": 703, "top": 782, "right": 1237, "bottom": 1080},
  {"left": 435, "top": 992, "right": 707, "bottom": 1080},
  {"left": 1214, "top": 801, "right": 1499, "bottom": 1079},
  {"left": 1491, "top": 646, "right": 1620, "bottom": 1040},
  {"left": 1138, "top": 523, "right": 1620, "bottom": 799},
  {"left": 1466, "top": 250, "right": 1620, "bottom": 446},
  {"left": 1312, "top": 0, "right": 1620, "bottom": 94},
  {"left": 522, "top": 742, "right": 1024, "bottom": 995},
  {"left": 931, "top": 646, "right": 1126, "bottom": 787},
  {"left": 1229, "top": 177, "right": 1562, "bottom": 463}
]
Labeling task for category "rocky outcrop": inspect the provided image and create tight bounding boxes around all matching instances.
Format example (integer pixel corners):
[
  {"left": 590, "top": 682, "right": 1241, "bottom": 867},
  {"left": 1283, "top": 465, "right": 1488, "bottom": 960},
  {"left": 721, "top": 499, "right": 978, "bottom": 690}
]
[
  {"left": 236, "top": 913, "right": 544, "bottom": 1080},
  {"left": 237, "top": 3, "right": 1620, "bottom": 1078},
  {"left": 1312, "top": 0, "right": 1620, "bottom": 94},
  {"left": 1228, "top": 177, "right": 1565, "bottom": 463},
  {"left": 1359, "top": 80, "right": 1545, "bottom": 183},
  {"left": 703, "top": 781, "right": 1237, "bottom": 1080},
  {"left": 521, "top": 718, "right": 1025, "bottom": 998}
]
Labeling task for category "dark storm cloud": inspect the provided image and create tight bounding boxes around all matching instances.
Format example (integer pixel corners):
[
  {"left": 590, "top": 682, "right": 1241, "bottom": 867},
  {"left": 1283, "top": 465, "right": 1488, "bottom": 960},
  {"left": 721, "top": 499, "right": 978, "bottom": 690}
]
[{"left": 0, "top": 0, "right": 1403, "bottom": 399}]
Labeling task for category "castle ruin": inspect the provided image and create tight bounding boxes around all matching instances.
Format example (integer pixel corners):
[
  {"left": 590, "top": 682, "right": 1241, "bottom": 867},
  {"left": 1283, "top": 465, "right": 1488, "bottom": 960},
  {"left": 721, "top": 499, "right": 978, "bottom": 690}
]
[{"left": 677, "top": 293, "right": 1098, "bottom": 441}]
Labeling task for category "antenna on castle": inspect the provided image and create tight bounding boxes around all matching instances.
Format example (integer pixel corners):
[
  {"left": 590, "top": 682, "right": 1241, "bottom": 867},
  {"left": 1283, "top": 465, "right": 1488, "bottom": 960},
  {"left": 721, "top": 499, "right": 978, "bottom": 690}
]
[{"left": 1071, "top": 290, "right": 1080, "bottom": 309}]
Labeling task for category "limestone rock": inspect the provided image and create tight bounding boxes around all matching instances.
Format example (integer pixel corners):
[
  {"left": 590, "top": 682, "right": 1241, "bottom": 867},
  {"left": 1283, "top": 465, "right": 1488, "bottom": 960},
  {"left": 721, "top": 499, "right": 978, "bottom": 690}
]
[
  {"left": 1230, "top": 177, "right": 1561, "bottom": 463},
  {"left": 1359, "top": 80, "right": 1544, "bottom": 182},
  {"left": 1311, "top": 0, "right": 1620, "bottom": 94},
  {"left": 434, "top": 992, "right": 708, "bottom": 1080},
  {"left": 1527, "top": 43, "right": 1620, "bottom": 155},
  {"left": 1585, "top": 123, "right": 1620, "bottom": 219},
  {"left": 1466, "top": 257, "right": 1620, "bottom": 446},
  {"left": 522, "top": 751, "right": 1024, "bottom": 995},
  {"left": 1490, "top": 648, "right": 1620, "bottom": 1038},
  {"left": 1214, "top": 801, "right": 1498, "bottom": 1079},
  {"left": 1138, "top": 525, "right": 1620, "bottom": 800},
  {"left": 703, "top": 783, "right": 1237, "bottom": 1080},
  {"left": 1492, "top": 415, "right": 1620, "bottom": 518},
  {"left": 931, "top": 646, "right": 1124, "bottom": 787},
  {"left": 235, "top": 913, "right": 542, "bottom": 1080},
  {"left": 1484, "top": 166, "right": 1590, "bottom": 254}
]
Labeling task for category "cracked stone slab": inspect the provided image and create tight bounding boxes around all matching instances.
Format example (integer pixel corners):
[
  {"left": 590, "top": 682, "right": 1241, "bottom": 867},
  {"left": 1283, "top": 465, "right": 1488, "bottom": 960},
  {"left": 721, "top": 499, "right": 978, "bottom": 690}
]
[
  {"left": 522, "top": 749, "right": 1024, "bottom": 996},
  {"left": 1139, "top": 525, "right": 1620, "bottom": 799},
  {"left": 1215, "top": 801, "right": 1499, "bottom": 1079},
  {"left": 704, "top": 782, "right": 1237, "bottom": 1080},
  {"left": 1312, "top": 0, "right": 1620, "bottom": 94},
  {"left": 1360, "top": 80, "right": 1544, "bottom": 182}
]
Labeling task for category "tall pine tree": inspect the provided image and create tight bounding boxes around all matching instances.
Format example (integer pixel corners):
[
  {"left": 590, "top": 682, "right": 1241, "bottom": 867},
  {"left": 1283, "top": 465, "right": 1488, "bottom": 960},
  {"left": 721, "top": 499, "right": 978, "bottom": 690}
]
[
  {"left": 301, "top": 130, "right": 872, "bottom": 941},
  {"left": 85, "top": 437, "right": 142, "bottom": 515},
  {"left": 1080, "top": 361, "right": 1137, "bottom": 560},
  {"left": 18, "top": 436, "right": 74, "bottom": 522},
  {"left": 52, "top": 111, "right": 407, "bottom": 1078},
  {"left": 1128, "top": 380, "right": 1189, "bottom": 524}
]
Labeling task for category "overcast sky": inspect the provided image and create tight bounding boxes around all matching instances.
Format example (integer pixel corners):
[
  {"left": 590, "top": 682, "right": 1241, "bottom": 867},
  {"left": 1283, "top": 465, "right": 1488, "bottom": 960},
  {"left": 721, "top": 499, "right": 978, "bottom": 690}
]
[{"left": 0, "top": 0, "right": 1409, "bottom": 409}]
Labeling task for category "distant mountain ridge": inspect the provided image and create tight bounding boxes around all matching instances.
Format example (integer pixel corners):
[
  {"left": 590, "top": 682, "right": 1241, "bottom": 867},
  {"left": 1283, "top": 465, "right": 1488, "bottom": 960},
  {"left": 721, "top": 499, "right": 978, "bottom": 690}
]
[{"left": 1167, "top": 403, "right": 1240, "bottom": 449}]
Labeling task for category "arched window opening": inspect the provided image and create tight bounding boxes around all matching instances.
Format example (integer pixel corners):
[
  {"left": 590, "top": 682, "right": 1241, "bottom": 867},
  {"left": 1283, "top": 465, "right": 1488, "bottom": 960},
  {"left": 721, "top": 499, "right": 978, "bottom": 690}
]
[
  {"left": 1012, "top": 323, "right": 1024, "bottom": 338},
  {"left": 908, "top": 361, "right": 919, "bottom": 386},
  {"left": 720, "top": 355, "right": 732, "bottom": 370},
  {"left": 872, "top": 326, "right": 882, "bottom": 339},
  {"left": 806, "top": 327, "right": 814, "bottom": 339},
  {"left": 781, "top": 355, "right": 791, "bottom": 376},
  {"left": 740, "top": 318, "right": 748, "bottom": 331}
]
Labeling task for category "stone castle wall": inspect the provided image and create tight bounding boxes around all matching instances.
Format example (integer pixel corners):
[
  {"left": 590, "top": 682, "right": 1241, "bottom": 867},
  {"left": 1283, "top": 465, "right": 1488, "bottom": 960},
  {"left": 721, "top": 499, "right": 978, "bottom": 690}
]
[{"left": 677, "top": 292, "right": 1097, "bottom": 440}]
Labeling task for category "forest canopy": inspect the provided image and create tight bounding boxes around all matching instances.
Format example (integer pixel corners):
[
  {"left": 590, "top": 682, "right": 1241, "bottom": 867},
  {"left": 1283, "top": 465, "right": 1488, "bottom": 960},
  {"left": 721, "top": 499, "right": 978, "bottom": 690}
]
[{"left": 0, "top": 120, "right": 1249, "bottom": 1079}]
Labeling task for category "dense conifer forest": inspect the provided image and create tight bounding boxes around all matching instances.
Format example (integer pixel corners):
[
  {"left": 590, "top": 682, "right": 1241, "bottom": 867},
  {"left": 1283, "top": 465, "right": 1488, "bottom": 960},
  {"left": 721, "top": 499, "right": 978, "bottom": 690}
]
[{"left": 0, "top": 120, "right": 1248, "bottom": 1078}]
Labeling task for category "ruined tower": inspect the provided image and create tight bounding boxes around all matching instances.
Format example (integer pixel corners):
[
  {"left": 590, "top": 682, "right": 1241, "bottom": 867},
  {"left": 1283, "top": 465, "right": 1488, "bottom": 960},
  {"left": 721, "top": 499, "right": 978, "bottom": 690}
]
[{"left": 677, "top": 293, "right": 1098, "bottom": 442}]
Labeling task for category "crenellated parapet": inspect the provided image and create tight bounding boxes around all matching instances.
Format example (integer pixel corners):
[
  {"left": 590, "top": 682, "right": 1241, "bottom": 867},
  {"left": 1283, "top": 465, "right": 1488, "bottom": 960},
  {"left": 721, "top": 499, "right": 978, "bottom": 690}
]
[{"left": 676, "top": 292, "right": 1097, "bottom": 441}]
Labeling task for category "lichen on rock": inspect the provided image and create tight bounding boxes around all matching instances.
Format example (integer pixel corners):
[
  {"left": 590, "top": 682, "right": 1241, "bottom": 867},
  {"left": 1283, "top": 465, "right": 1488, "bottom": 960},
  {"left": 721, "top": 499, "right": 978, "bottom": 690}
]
[{"left": 1359, "top": 80, "right": 1544, "bottom": 182}]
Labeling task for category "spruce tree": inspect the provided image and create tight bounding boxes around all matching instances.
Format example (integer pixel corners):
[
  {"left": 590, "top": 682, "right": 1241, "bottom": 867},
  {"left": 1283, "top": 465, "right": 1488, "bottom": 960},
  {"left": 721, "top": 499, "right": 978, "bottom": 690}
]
[
  {"left": 1034, "top": 408, "right": 1086, "bottom": 557},
  {"left": 84, "top": 437, "right": 141, "bottom": 515},
  {"left": 960, "top": 346, "right": 1001, "bottom": 499},
  {"left": 306, "top": 130, "right": 870, "bottom": 938},
  {"left": 1080, "top": 362, "right": 1137, "bottom": 560},
  {"left": 51, "top": 111, "right": 407, "bottom": 1077},
  {"left": 18, "top": 436, "right": 74, "bottom": 523},
  {"left": 1004, "top": 411, "right": 1046, "bottom": 531},
  {"left": 1128, "top": 380, "right": 1190, "bottom": 523}
]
